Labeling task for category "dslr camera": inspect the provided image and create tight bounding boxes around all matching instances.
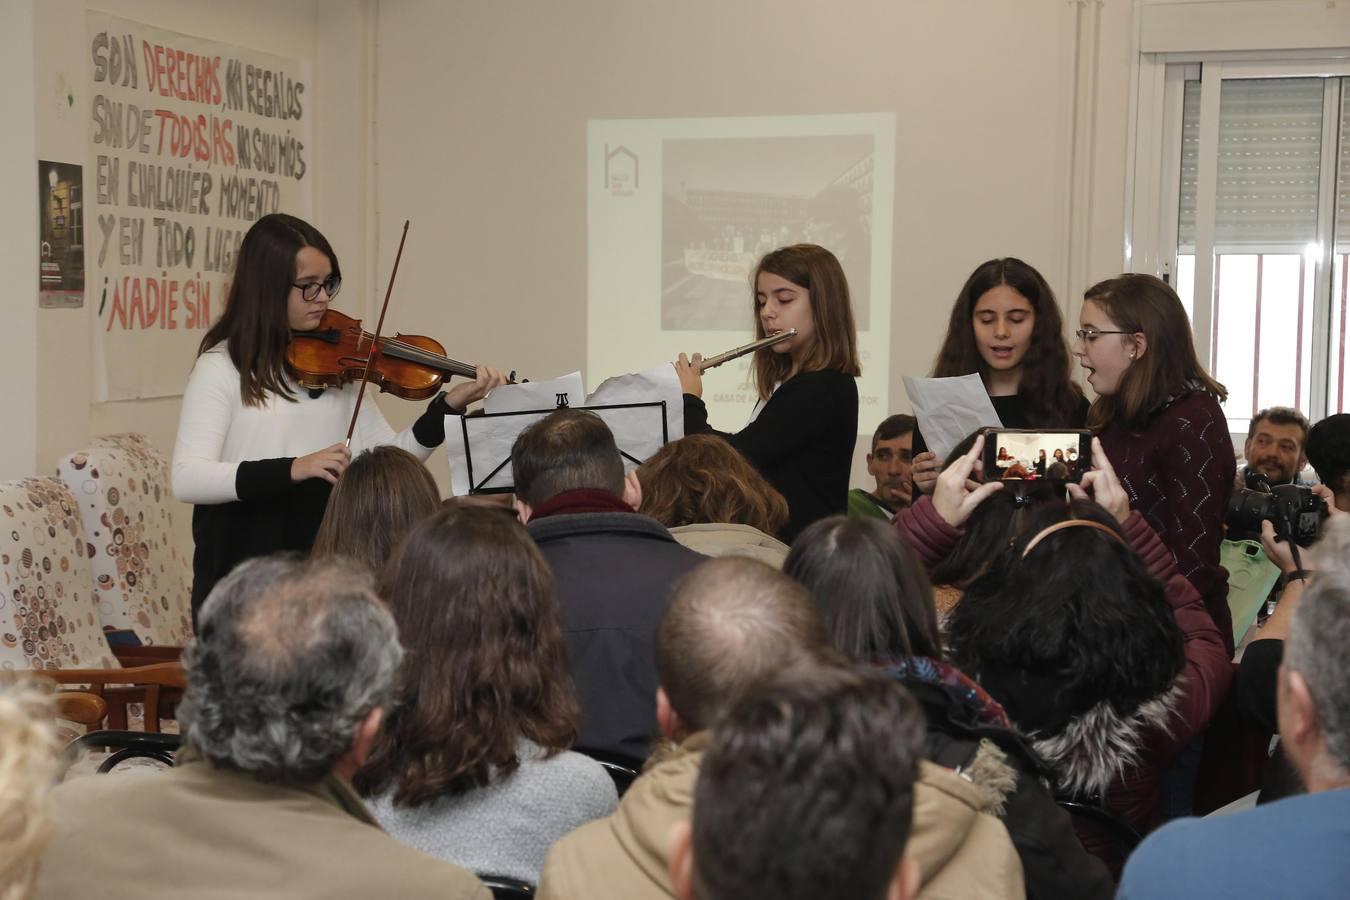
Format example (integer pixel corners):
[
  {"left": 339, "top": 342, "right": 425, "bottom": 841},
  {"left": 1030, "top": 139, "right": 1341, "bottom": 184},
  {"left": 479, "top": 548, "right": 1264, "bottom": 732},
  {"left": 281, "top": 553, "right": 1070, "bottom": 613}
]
[{"left": 1226, "top": 470, "right": 1327, "bottom": 547}]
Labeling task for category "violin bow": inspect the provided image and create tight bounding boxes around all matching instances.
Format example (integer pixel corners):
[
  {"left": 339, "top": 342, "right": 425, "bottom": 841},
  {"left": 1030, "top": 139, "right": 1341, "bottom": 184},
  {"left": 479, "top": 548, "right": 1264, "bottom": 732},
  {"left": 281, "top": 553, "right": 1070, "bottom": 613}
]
[{"left": 345, "top": 219, "right": 411, "bottom": 447}]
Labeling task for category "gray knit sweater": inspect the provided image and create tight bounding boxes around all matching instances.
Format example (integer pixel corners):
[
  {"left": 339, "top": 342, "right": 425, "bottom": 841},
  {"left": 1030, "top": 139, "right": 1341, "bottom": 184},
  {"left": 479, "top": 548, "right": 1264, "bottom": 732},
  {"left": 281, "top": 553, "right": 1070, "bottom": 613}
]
[{"left": 367, "top": 740, "right": 618, "bottom": 883}]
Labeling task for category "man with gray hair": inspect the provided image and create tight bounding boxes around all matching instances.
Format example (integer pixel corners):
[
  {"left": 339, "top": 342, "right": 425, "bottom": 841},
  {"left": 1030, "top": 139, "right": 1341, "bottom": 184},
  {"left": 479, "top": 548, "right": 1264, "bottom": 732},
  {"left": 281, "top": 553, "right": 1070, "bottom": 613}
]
[
  {"left": 34, "top": 556, "right": 490, "bottom": 900},
  {"left": 1117, "top": 515, "right": 1350, "bottom": 899}
]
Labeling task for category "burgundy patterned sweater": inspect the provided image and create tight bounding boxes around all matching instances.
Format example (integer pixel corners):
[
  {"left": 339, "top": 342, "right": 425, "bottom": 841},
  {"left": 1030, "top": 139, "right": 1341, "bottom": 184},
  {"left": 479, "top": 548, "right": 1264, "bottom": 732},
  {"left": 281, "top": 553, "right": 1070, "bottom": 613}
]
[{"left": 1098, "top": 389, "right": 1237, "bottom": 655}]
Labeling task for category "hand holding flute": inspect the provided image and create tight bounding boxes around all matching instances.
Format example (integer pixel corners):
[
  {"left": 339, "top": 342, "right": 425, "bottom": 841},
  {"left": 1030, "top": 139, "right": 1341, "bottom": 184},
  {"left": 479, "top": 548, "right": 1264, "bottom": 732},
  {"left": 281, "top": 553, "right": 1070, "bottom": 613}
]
[{"left": 673, "top": 329, "right": 797, "bottom": 397}]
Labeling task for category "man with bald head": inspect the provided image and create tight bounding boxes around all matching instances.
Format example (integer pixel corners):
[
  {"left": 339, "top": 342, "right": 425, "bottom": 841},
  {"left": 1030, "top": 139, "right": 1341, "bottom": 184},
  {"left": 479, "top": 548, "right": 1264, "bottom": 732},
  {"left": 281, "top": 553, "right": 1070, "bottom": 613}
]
[{"left": 537, "top": 556, "right": 833, "bottom": 900}]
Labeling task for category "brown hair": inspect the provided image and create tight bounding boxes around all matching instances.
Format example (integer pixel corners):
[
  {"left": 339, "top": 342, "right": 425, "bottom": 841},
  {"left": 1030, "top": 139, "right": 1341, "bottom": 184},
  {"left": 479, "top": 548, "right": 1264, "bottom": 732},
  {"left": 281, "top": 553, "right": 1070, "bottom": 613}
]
[
  {"left": 655, "top": 557, "right": 831, "bottom": 731},
  {"left": 311, "top": 446, "right": 441, "bottom": 573},
  {"left": 933, "top": 258, "right": 1085, "bottom": 426},
  {"left": 750, "top": 244, "right": 861, "bottom": 401},
  {"left": 354, "top": 505, "right": 579, "bottom": 805},
  {"left": 1083, "top": 274, "right": 1226, "bottom": 431},
  {"left": 199, "top": 213, "right": 340, "bottom": 407},
  {"left": 637, "top": 435, "right": 788, "bottom": 535},
  {"left": 511, "top": 409, "right": 625, "bottom": 506}
]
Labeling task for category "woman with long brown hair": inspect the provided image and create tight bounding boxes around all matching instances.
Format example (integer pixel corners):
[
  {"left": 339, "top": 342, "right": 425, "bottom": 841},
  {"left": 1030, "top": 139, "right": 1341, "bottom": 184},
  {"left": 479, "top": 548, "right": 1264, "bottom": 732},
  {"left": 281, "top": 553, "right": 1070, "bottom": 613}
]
[
  {"left": 311, "top": 445, "right": 441, "bottom": 573},
  {"left": 171, "top": 213, "right": 508, "bottom": 621},
  {"left": 637, "top": 434, "right": 790, "bottom": 566},
  {"left": 674, "top": 244, "right": 861, "bottom": 542},
  {"left": 1073, "top": 273, "right": 1236, "bottom": 650},
  {"left": 356, "top": 504, "right": 617, "bottom": 882},
  {"left": 911, "top": 258, "right": 1088, "bottom": 494}
]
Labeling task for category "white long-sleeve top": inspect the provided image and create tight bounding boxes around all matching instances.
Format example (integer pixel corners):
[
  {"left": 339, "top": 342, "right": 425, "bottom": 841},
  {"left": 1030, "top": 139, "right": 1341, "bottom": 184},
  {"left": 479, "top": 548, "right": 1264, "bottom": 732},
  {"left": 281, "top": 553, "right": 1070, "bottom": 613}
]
[{"left": 172, "top": 345, "right": 434, "bottom": 505}]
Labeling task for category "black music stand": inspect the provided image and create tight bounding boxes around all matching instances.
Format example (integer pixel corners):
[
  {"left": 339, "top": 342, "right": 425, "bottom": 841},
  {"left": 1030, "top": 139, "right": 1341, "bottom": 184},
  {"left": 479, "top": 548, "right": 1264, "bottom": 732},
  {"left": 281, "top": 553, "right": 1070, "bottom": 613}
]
[{"left": 458, "top": 400, "right": 669, "bottom": 495}]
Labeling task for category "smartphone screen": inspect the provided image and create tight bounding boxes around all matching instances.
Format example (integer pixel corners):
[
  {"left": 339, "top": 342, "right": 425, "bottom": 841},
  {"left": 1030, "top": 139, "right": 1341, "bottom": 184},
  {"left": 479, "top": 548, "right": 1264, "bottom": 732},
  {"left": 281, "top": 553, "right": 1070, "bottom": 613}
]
[{"left": 982, "top": 429, "right": 1093, "bottom": 483}]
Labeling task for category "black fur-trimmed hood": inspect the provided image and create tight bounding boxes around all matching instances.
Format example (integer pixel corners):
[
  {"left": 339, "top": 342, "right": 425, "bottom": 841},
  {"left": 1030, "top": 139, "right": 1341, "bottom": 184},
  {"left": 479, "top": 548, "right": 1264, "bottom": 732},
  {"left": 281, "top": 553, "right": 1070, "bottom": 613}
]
[{"left": 1031, "top": 679, "right": 1184, "bottom": 799}]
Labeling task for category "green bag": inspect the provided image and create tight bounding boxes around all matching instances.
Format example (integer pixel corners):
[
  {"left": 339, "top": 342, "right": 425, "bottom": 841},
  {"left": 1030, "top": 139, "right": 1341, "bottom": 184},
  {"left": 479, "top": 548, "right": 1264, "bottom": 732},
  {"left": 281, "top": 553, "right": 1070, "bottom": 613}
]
[{"left": 1220, "top": 539, "right": 1282, "bottom": 648}]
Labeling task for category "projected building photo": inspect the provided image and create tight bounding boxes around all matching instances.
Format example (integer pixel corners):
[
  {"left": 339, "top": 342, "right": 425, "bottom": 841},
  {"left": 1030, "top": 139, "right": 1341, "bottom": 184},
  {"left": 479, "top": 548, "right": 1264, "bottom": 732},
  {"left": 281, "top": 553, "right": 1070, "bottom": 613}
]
[{"left": 661, "top": 134, "right": 874, "bottom": 331}]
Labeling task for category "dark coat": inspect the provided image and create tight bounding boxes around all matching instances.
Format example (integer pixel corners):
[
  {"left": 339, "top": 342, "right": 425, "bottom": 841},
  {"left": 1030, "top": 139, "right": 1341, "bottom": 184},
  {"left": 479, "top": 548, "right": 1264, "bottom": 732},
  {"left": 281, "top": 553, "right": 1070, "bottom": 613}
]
[
  {"left": 528, "top": 512, "right": 705, "bottom": 762},
  {"left": 896, "top": 497, "right": 1233, "bottom": 871},
  {"left": 890, "top": 669, "right": 1116, "bottom": 900}
]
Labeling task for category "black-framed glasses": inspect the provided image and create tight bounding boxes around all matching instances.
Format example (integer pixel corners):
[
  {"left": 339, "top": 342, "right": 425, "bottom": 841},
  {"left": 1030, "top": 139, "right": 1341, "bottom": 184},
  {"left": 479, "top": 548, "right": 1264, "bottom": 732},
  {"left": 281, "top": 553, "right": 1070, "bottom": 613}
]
[
  {"left": 293, "top": 275, "right": 341, "bottom": 302},
  {"left": 1075, "top": 328, "right": 1131, "bottom": 342}
]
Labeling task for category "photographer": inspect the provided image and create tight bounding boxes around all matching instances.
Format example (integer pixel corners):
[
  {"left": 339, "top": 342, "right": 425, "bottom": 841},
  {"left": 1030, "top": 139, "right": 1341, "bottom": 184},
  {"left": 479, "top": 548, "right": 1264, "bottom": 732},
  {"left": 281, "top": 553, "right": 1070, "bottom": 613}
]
[
  {"left": 1231, "top": 485, "right": 1343, "bottom": 802},
  {"left": 1237, "top": 408, "right": 1311, "bottom": 491}
]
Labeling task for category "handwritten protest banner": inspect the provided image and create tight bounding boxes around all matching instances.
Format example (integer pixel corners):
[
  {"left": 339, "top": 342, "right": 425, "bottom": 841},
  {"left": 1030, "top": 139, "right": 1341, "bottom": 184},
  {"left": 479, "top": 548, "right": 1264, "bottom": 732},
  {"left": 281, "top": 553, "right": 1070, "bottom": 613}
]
[{"left": 87, "top": 13, "right": 312, "bottom": 400}]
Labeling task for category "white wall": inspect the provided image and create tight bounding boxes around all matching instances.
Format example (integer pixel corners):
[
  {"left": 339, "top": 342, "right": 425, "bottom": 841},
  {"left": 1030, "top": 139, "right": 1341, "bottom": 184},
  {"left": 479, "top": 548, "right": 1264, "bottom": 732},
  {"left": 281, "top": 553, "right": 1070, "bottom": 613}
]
[
  {"left": 369, "top": 0, "right": 1127, "bottom": 492},
  {"left": 0, "top": 0, "right": 37, "bottom": 480}
]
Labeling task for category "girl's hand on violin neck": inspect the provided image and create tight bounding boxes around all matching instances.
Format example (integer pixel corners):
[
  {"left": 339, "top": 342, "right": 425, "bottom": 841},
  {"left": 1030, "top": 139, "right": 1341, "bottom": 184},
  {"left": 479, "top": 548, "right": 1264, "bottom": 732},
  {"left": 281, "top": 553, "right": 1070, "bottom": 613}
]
[
  {"left": 445, "top": 366, "right": 509, "bottom": 412},
  {"left": 292, "top": 443, "right": 351, "bottom": 485},
  {"left": 675, "top": 353, "right": 703, "bottom": 398}
]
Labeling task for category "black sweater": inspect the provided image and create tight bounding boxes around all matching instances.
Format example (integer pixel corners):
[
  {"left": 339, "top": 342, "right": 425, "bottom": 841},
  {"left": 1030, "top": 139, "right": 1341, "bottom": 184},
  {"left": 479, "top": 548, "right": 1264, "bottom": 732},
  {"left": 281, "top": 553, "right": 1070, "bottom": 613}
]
[
  {"left": 683, "top": 369, "right": 859, "bottom": 543},
  {"left": 189, "top": 394, "right": 452, "bottom": 624}
]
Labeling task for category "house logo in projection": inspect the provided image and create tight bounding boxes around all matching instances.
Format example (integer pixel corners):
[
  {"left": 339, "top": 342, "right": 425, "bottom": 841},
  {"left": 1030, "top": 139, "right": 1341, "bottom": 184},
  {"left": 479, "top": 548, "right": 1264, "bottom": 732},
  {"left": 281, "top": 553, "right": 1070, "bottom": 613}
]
[{"left": 605, "top": 144, "right": 639, "bottom": 197}]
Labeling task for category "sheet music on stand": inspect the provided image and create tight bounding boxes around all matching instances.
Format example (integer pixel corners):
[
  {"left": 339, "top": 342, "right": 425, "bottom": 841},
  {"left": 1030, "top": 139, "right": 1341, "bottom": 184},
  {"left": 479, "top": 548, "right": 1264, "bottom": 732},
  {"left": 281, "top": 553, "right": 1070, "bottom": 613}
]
[
  {"left": 447, "top": 363, "right": 684, "bottom": 496},
  {"left": 447, "top": 400, "right": 671, "bottom": 495}
]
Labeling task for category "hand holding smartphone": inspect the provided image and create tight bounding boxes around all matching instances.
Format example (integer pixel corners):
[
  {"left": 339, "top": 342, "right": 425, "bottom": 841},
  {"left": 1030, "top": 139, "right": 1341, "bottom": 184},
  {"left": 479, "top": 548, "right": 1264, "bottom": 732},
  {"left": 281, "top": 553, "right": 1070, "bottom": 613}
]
[{"left": 981, "top": 429, "right": 1093, "bottom": 484}]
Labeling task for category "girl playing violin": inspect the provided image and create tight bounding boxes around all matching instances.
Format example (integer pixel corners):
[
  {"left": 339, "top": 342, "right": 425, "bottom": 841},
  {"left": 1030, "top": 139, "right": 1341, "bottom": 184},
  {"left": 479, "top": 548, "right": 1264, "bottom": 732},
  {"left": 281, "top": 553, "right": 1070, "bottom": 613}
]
[
  {"left": 675, "top": 243, "right": 860, "bottom": 542},
  {"left": 172, "top": 213, "right": 506, "bottom": 621}
]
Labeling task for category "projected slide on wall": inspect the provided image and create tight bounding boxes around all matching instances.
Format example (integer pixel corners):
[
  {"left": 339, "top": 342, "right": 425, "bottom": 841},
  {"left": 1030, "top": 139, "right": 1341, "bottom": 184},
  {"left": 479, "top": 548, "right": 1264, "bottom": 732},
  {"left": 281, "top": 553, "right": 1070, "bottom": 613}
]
[{"left": 587, "top": 113, "right": 895, "bottom": 434}]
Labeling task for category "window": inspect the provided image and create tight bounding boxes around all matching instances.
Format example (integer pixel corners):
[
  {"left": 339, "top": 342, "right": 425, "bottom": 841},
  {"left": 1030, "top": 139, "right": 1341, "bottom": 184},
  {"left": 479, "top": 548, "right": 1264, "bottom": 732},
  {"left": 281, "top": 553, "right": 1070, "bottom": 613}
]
[{"left": 1152, "top": 60, "right": 1350, "bottom": 432}]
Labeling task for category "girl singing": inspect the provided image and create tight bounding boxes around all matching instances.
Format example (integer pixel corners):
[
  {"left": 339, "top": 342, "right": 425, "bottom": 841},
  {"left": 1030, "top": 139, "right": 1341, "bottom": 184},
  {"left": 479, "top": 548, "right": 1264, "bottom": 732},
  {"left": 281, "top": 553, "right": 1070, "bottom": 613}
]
[{"left": 911, "top": 258, "right": 1088, "bottom": 493}]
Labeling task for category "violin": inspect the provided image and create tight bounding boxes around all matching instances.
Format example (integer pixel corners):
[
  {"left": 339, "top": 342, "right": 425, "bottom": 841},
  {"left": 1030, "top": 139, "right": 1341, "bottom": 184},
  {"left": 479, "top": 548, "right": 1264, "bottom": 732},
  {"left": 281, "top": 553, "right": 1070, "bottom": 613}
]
[{"left": 286, "top": 308, "right": 489, "bottom": 401}]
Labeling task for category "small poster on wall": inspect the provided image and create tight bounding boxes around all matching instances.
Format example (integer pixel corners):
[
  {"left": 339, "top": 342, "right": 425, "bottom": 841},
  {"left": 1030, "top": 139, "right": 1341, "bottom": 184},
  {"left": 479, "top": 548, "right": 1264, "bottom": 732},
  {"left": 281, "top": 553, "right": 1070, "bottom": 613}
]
[
  {"left": 86, "top": 13, "right": 313, "bottom": 401},
  {"left": 39, "top": 161, "right": 86, "bottom": 309}
]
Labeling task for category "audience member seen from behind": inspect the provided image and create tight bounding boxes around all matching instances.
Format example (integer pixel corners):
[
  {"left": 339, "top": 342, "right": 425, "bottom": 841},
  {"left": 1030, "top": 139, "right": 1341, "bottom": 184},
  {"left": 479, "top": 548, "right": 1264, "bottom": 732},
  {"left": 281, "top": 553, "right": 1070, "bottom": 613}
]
[
  {"left": 637, "top": 434, "right": 790, "bottom": 566},
  {"left": 0, "top": 678, "right": 60, "bottom": 900},
  {"left": 668, "top": 667, "right": 925, "bottom": 900},
  {"left": 849, "top": 414, "right": 917, "bottom": 520},
  {"left": 311, "top": 445, "right": 441, "bottom": 573},
  {"left": 1073, "top": 273, "right": 1237, "bottom": 651},
  {"left": 1117, "top": 515, "right": 1350, "bottom": 900},
  {"left": 356, "top": 505, "right": 617, "bottom": 883},
  {"left": 537, "top": 557, "right": 832, "bottom": 900},
  {"left": 786, "top": 515, "right": 1110, "bottom": 900},
  {"left": 34, "top": 557, "right": 490, "bottom": 900},
  {"left": 911, "top": 258, "right": 1088, "bottom": 494},
  {"left": 512, "top": 409, "right": 704, "bottom": 763},
  {"left": 1239, "top": 407, "right": 1311, "bottom": 488},
  {"left": 1305, "top": 413, "right": 1350, "bottom": 512},
  {"left": 904, "top": 438, "right": 1231, "bottom": 874}
]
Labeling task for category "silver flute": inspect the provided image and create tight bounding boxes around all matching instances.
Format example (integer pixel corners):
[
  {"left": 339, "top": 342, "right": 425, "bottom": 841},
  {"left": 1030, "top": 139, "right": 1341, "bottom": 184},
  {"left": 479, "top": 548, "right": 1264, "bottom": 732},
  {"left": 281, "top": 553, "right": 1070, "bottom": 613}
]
[{"left": 697, "top": 329, "right": 797, "bottom": 373}]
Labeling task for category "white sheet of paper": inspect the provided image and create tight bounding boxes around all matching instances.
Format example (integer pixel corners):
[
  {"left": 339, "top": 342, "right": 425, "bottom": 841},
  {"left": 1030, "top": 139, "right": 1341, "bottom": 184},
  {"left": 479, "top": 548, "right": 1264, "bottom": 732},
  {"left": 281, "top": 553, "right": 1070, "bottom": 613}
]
[
  {"left": 484, "top": 371, "right": 586, "bottom": 414},
  {"left": 445, "top": 409, "right": 551, "bottom": 496},
  {"left": 446, "top": 372, "right": 586, "bottom": 496},
  {"left": 585, "top": 363, "right": 685, "bottom": 471},
  {"left": 446, "top": 366, "right": 683, "bottom": 495},
  {"left": 901, "top": 374, "right": 1004, "bottom": 460}
]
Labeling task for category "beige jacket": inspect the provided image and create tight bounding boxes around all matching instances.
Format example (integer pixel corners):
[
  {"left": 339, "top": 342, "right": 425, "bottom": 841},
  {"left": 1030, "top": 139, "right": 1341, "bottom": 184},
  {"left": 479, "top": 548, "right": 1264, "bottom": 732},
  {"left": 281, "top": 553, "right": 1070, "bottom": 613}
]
[
  {"left": 34, "top": 753, "right": 490, "bottom": 900},
  {"left": 669, "top": 524, "right": 789, "bottom": 567},
  {"left": 538, "top": 737, "right": 1022, "bottom": 900},
  {"left": 909, "top": 760, "right": 1025, "bottom": 899},
  {"left": 537, "top": 732, "right": 707, "bottom": 900}
]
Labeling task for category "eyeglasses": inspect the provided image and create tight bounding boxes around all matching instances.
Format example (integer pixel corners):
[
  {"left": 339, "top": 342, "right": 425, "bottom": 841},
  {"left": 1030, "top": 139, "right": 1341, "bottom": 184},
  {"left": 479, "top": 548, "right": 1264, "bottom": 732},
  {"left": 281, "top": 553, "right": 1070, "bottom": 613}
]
[
  {"left": 293, "top": 275, "right": 342, "bottom": 302},
  {"left": 1075, "top": 328, "right": 1131, "bottom": 342}
]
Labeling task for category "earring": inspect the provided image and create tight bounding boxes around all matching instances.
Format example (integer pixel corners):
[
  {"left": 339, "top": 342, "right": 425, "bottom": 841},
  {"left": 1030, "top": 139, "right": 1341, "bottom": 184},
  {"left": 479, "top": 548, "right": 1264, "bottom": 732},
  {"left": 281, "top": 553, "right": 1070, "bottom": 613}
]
[{"left": 1129, "top": 352, "right": 1136, "bottom": 361}]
